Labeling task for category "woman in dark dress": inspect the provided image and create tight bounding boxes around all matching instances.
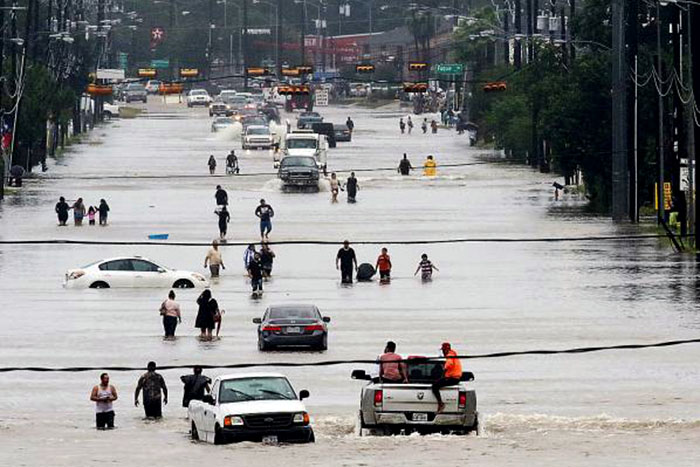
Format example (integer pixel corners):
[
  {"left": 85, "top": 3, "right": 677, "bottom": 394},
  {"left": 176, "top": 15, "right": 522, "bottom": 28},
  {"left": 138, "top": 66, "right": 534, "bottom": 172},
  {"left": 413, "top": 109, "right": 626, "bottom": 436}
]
[{"left": 195, "top": 289, "right": 218, "bottom": 340}]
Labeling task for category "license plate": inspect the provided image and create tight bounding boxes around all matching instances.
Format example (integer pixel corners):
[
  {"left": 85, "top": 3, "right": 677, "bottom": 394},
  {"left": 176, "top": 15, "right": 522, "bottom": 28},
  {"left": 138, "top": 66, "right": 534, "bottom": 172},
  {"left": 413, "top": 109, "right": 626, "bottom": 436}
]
[
  {"left": 262, "top": 435, "right": 278, "bottom": 444},
  {"left": 412, "top": 413, "right": 428, "bottom": 422},
  {"left": 286, "top": 327, "right": 301, "bottom": 334}
]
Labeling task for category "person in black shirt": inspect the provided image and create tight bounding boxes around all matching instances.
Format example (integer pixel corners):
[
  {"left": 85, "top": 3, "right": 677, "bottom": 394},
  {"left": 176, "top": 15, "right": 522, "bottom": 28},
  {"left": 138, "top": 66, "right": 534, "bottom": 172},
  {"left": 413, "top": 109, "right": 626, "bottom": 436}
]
[
  {"left": 346, "top": 116, "right": 354, "bottom": 134},
  {"left": 248, "top": 252, "right": 264, "bottom": 297},
  {"left": 55, "top": 197, "right": 69, "bottom": 226},
  {"left": 215, "top": 206, "right": 230, "bottom": 240},
  {"left": 336, "top": 240, "right": 358, "bottom": 284},
  {"left": 398, "top": 154, "right": 413, "bottom": 175},
  {"left": 215, "top": 185, "right": 228, "bottom": 207},
  {"left": 260, "top": 242, "right": 275, "bottom": 278},
  {"left": 98, "top": 199, "right": 110, "bottom": 225},
  {"left": 255, "top": 199, "right": 274, "bottom": 240},
  {"left": 180, "top": 366, "right": 211, "bottom": 408},
  {"left": 346, "top": 172, "right": 359, "bottom": 203}
]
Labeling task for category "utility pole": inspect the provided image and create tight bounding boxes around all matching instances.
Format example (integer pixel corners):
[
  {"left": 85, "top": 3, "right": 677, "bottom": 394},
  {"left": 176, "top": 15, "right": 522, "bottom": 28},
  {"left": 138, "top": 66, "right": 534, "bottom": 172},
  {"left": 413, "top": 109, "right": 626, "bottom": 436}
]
[
  {"left": 276, "top": 0, "right": 281, "bottom": 78},
  {"left": 526, "top": 0, "right": 532, "bottom": 63},
  {"left": 0, "top": 0, "right": 5, "bottom": 198},
  {"left": 514, "top": 0, "right": 521, "bottom": 68},
  {"left": 656, "top": 2, "right": 665, "bottom": 225},
  {"left": 301, "top": 0, "right": 306, "bottom": 65},
  {"left": 686, "top": 1, "right": 696, "bottom": 237},
  {"left": 629, "top": 0, "right": 639, "bottom": 222},
  {"left": 691, "top": 1, "right": 700, "bottom": 248},
  {"left": 569, "top": 0, "right": 575, "bottom": 61},
  {"left": 503, "top": 9, "right": 509, "bottom": 65},
  {"left": 243, "top": 0, "right": 248, "bottom": 89},
  {"left": 611, "top": 0, "right": 630, "bottom": 220}
]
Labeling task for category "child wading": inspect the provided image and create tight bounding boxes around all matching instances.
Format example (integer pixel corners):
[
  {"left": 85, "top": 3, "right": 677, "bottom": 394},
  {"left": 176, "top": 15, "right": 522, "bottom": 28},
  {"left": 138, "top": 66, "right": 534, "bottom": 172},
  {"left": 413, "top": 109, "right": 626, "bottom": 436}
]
[{"left": 375, "top": 248, "right": 392, "bottom": 283}]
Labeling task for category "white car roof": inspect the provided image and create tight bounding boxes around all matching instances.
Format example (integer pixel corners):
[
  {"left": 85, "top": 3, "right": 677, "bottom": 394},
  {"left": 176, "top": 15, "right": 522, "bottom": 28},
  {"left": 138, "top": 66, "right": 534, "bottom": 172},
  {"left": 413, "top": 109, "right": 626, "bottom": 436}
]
[
  {"left": 216, "top": 372, "right": 288, "bottom": 381},
  {"left": 190, "top": 89, "right": 208, "bottom": 94}
]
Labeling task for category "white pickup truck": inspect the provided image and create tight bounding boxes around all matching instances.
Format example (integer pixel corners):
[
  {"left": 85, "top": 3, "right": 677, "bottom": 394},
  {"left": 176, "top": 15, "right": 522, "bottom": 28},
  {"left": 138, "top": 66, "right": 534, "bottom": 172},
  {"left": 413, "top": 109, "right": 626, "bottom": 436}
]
[
  {"left": 188, "top": 372, "right": 315, "bottom": 444},
  {"left": 352, "top": 357, "right": 479, "bottom": 436},
  {"left": 283, "top": 130, "right": 328, "bottom": 174}
]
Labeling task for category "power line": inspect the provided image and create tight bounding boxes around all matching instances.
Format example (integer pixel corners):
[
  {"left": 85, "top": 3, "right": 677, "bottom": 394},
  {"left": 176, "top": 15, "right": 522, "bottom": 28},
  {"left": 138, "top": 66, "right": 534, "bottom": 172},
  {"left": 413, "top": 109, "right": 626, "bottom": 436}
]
[
  {"left": 0, "top": 233, "right": 690, "bottom": 247},
  {"left": 1, "top": 337, "right": 698, "bottom": 373}
]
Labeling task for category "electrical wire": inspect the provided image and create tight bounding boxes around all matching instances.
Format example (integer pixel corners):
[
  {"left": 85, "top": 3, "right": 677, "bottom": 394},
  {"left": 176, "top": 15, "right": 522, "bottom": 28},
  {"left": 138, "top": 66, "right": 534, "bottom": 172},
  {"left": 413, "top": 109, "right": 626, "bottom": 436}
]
[{"left": 1, "top": 337, "right": 698, "bottom": 373}]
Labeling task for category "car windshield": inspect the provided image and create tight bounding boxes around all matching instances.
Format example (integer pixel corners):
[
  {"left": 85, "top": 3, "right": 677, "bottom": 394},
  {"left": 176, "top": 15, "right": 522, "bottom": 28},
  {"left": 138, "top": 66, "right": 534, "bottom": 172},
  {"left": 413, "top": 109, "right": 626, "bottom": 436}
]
[
  {"left": 281, "top": 156, "right": 316, "bottom": 168},
  {"left": 216, "top": 118, "right": 233, "bottom": 124},
  {"left": 287, "top": 139, "right": 317, "bottom": 150},
  {"left": 248, "top": 127, "right": 269, "bottom": 135},
  {"left": 301, "top": 113, "right": 320, "bottom": 118},
  {"left": 219, "top": 377, "right": 296, "bottom": 403},
  {"left": 191, "top": 90, "right": 207, "bottom": 96},
  {"left": 127, "top": 84, "right": 144, "bottom": 90},
  {"left": 268, "top": 307, "right": 318, "bottom": 319}
]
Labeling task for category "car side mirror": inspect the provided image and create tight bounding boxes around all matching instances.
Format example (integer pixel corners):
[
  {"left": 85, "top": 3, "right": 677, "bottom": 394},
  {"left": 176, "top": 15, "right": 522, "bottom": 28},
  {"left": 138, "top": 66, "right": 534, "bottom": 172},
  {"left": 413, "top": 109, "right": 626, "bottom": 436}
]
[
  {"left": 157, "top": 268, "right": 166, "bottom": 273},
  {"left": 460, "top": 371, "right": 475, "bottom": 382},
  {"left": 322, "top": 316, "right": 331, "bottom": 323},
  {"left": 351, "top": 369, "right": 372, "bottom": 381},
  {"left": 299, "top": 390, "right": 310, "bottom": 400},
  {"left": 202, "top": 394, "right": 215, "bottom": 405},
  {"left": 252, "top": 318, "right": 262, "bottom": 324}
]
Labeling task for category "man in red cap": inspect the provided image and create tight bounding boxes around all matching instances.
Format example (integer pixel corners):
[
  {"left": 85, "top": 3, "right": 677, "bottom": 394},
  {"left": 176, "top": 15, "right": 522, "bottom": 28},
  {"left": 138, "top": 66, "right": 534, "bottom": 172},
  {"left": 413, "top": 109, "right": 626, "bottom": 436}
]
[{"left": 432, "top": 342, "right": 462, "bottom": 413}]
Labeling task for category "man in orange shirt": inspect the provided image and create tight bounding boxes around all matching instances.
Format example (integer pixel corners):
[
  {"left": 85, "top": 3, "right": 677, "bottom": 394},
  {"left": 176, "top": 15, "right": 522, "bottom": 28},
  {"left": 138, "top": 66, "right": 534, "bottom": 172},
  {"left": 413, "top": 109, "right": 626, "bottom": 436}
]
[
  {"left": 432, "top": 342, "right": 463, "bottom": 413},
  {"left": 375, "top": 247, "right": 392, "bottom": 283}
]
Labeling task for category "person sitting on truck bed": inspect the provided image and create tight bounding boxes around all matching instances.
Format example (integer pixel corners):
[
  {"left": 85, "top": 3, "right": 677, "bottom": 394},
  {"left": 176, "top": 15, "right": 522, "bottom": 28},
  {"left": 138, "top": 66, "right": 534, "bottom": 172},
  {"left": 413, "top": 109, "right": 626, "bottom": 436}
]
[
  {"left": 432, "top": 342, "right": 462, "bottom": 413},
  {"left": 378, "top": 341, "right": 408, "bottom": 383}
]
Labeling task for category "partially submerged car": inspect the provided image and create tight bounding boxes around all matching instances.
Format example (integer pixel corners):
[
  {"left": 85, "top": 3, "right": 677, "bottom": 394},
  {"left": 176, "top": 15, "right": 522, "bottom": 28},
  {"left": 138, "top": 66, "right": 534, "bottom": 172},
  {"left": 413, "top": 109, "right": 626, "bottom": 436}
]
[
  {"left": 64, "top": 256, "right": 210, "bottom": 289},
  {"left": 352, "top": 357, "right": 479, "bottom": 436},
  {"left": 254, "top": 304, "right": 330, "bottom": 351},
  {"left": 278, "top": 155, "right": 320, "bottom": 191},
  {"left": 211, "top": 116, "right": 236, "bottom": 132},
  {"left": 242, "top": 125, "right": 274, "bottom": 149},
  {"left": 188, "top": 373, "right": 315, "bottom": 444}
]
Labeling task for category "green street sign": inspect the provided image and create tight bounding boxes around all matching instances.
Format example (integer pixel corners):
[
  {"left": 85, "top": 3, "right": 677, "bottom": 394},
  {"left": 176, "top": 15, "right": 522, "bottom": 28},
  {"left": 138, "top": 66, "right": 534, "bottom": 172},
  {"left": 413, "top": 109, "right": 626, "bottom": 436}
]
[
  {"left": 435, "top": 63, "right": 464, "bottom": 74},
  {"left": 150, "top": 59, "right": 170, "bottom": 69},
  {"left": 118, "top": 52, "right": 128, "bottom": 70}
]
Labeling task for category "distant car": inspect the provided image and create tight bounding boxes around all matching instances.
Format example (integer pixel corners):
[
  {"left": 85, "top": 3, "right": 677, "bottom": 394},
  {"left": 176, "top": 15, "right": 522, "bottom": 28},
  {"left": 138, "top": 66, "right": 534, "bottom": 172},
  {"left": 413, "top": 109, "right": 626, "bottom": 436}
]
[
  {"left": 145, "top": 80, "right": 161, "bottom": 94},
  {"left": 187, "top": 89, "right": 212, "bottom": 107},
  {"left": 241, "top": 114, "right": 268, "bottom": 131},
  {"left": 311, "top": 122, "right": 336, "bottom": 148},
  {"left": 242, "top": 125, "right": 274, "bottom": 149},
  {"left": 333, "top": 123, "right": 352, "bottom": 142},
  {"left": 64, "top": 256, "right": 210, "bottom": 289},
  {"left": 188, "top": 372, "right": 315, "bottom": 444},
  {"left": 261, "top": 105, "right": 281, "bottom": 124},
  {"left": 297, "top": 111, "right": 323, "bottom": 129},
  {"left": 254, "top": 304, "right": 330, "bottom": 350},
  {"left": 124, "top": 83, "right": 148, "bottom": 103},
  {"left": 209, "top": 100, "right": 230, "bottom": 117},
  {"left": 103, "top": 102, "right": 120, "bottom": 119},
  {"left": 211, "top": 116, "right": 236, "bottom": 132}
]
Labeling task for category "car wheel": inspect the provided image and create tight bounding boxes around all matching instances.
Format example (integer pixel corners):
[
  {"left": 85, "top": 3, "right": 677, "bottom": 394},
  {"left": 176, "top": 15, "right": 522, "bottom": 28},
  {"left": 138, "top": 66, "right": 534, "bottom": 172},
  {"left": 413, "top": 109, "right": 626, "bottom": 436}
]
[
  {"left": 191, "top": 422, "right": 200, "bottom": 441},
  {"left": 473, "top": 411, "right": 482, "bottom": 436},
  {"left": 103, "top": 111, "right": 112, "bottom": 120},
  {"left": 213, "top": 424, "right": 225, "bottom": 445},
  {"left": 315, "top": 333, "right": 328, "bottom": 351},
  {"left": 258, "top": 337, "right": 270, "bottom": 351},
  {"left": 90, "top": 281, "right": 110, "bottom": 289},
  {"left": 307, "top": 429, "right": 315, "bottom": 443},
  {"left": 173, "top": 279, "right": 194, "bottom": 289},
  {"left": 355, "top": 411, "right": 365, "bottom": 437}
]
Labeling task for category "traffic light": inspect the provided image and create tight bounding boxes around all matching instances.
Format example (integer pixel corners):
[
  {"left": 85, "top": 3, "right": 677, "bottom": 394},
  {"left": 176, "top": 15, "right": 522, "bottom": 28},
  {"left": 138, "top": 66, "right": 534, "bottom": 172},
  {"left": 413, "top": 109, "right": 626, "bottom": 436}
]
[
  {"left": 482, "top": 81, "right": 507, "bottom": 92},
  {"left": 282, "top": 68, "right": 300, "bottom": 76},
  {"left": 158, "top": 82, "right": 184, "bottom": 95},
  {"left": 403, "top": 82, "right": 429, "bottom": 93},
  {"left": 408, "top": 61, "right": 429, "bottom": 72},
  {"left": 137, "top": 68, "right": 157, "bottom": 78},
  {"left": 179, "top": 68, "right": 199, "bottom": 78},
  {"left": 278, "top": 85, "right": 310, "bottom": 95},
  {"left": 297, "top": 66, "right": 313, "bottom": 74},
  {"left": 355, "top": 64, "right": 375, "bottom": 74},
  {"left": 247, "top": 67, "right": 272, "bottom": 76}
]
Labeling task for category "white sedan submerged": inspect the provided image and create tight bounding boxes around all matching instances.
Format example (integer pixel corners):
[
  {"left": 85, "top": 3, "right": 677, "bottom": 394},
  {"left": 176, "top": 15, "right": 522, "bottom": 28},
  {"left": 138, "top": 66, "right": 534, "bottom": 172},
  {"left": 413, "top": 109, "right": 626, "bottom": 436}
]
[{"left": 64, "top": 256, "right": 209, "bottom": 289}]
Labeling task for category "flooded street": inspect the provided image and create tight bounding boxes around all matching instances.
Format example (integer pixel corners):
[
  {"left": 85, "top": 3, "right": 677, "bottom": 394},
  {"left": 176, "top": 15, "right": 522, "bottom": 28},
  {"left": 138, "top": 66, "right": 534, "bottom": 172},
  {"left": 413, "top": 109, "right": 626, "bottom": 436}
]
[{"left": 1, "top": 100, "right": 699, "bottom": 466}]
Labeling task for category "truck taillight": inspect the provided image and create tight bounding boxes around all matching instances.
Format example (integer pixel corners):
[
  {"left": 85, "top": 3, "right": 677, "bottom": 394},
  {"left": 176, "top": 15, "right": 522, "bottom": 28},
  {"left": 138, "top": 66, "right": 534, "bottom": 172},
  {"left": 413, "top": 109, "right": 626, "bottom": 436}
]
[
  {"left": 458, "top": 391, "right": 467, "bottom": 409},
  {"left": 373, "top": 390, "right": 383, "bottom": 406}
]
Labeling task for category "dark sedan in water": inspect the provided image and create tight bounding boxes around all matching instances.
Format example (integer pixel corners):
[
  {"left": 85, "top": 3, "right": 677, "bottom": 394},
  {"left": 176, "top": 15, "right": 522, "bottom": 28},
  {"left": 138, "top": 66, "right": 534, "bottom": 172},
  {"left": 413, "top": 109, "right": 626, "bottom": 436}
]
[{"left": 254, "top": 304, "right": 330, "bottom": 351}]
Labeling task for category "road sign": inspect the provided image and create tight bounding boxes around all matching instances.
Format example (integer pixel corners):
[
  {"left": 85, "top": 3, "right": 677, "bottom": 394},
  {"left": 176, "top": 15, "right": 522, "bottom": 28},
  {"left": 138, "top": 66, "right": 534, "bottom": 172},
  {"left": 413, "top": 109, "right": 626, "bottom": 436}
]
[
  {"left": 118, "top": 52, "right": 128, "bottom": 70},
  {"left": 435, "top": 63, "right": 464, "bottom": 74},
  {"left": 96, "top": 68, "right": 125, "bottom": 80},
  {"left": 150, "top": 59, "right": 170, "bottom": 69},
  {"left": 315, "top": 89, "right": 329, "bottom": 106}
]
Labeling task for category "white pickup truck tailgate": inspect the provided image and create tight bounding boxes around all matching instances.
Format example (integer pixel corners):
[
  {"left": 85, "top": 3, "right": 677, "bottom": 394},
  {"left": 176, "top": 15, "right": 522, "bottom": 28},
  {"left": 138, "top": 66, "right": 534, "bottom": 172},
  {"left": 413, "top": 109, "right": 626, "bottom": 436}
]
[{"left": 381, "top": 384, "right": 460, "bottom": 413}]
